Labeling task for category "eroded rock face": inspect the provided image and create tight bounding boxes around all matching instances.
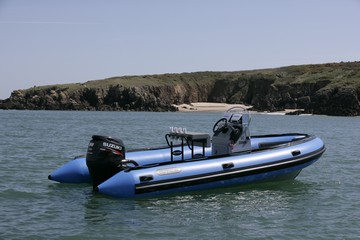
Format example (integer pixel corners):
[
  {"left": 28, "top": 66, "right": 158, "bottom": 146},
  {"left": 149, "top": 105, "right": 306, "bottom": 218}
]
[
  {"left": 1, "top": 66, "right": 359, "bottom": 116},
  {"left": 311, "top": 87, "right": 360, "bottom": 116}
]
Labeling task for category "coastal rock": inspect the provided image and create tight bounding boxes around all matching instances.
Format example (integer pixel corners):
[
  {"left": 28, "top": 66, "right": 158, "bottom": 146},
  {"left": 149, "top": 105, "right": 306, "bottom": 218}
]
[
  {"left": 1, "top": 62, "right": 359, "bottom": 116},
  {"left": 311, "top": 87, "right": 360, "bottom": 116}
]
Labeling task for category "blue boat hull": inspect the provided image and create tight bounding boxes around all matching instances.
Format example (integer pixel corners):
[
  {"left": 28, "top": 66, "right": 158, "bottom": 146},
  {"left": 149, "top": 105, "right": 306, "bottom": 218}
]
[{"left": 49, "top": 134, "right": 325, "bottom": 198}]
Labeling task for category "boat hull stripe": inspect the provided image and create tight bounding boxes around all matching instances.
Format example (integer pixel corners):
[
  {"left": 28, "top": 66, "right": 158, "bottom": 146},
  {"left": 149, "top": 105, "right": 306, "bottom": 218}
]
[{"left": 135, "top": 146, "right": 326, "bottom": 194}]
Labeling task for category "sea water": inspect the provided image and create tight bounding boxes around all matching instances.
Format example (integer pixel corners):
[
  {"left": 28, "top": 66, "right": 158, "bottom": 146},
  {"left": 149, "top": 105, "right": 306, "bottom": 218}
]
[{"left": 0, "top": 110, "right": 359, "bottom": 239}]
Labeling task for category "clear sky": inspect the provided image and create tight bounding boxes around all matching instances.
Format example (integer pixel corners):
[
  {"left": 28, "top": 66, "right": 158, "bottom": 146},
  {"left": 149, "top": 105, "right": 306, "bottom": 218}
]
[{"left": 0, "top": 0, "right": 359, "bottom": 99}]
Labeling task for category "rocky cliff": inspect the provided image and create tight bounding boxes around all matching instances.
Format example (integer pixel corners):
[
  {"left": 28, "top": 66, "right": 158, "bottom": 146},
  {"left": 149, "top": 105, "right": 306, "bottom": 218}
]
[{"left": 1, "top": 61, "right": 359, "bottom": 116}]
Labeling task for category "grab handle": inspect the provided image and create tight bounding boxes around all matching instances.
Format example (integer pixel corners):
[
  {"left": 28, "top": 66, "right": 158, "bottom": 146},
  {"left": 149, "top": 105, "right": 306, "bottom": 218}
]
[
  {"left": 222, "top": 162, "right": 234, "bottom": 169},
  {"left": 292, "top": 150, "right": 301, "bottom": 156}
]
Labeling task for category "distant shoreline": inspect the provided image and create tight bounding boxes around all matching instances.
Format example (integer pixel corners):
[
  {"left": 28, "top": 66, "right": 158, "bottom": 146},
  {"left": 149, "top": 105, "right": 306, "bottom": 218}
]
[
  {"left": 172, "top": 102, "right": 305, "bottom": 115},
  {"left": 1, "top": 61, "right": 359, "bottom": 116},
  {"left": 172, "top": 102, "right": 251, "bottom": 112}
]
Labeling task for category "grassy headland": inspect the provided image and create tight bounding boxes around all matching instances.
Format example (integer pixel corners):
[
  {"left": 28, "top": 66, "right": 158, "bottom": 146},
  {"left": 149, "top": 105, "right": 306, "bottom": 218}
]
[{"left": 1, "top": 61, "right": 359, "bottom": 116}]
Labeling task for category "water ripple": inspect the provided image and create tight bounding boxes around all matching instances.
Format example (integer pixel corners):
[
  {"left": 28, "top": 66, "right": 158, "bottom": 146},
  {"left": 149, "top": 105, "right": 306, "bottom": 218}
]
[{"left": 0, "top": 111, "right": 359, "bottom": 239}]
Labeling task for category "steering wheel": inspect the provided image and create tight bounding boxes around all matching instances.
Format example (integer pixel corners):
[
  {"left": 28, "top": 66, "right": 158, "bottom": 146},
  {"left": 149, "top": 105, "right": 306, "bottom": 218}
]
[{"left": 213, "top": 118, "right": 228, "bottom": 133}]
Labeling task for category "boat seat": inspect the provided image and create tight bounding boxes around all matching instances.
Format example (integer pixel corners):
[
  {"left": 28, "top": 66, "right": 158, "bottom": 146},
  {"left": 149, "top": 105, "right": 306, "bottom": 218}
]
[{"left": 166, "top": 131, "right": 211, "bottom": 160}]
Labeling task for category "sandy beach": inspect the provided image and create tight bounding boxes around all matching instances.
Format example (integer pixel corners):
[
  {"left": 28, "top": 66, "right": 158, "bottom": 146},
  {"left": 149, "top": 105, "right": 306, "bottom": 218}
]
[
  {"left": 172, "top": 102, "right": 304, "bottom": 115},
  {"left": 172, "top": 102, "right": 252, "bottom": 112}
]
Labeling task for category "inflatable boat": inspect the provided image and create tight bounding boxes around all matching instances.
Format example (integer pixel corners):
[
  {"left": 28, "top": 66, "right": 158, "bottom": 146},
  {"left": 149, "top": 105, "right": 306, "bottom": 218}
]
[{"left": 48, "top": 108, "right": 326, "bottom": 198}]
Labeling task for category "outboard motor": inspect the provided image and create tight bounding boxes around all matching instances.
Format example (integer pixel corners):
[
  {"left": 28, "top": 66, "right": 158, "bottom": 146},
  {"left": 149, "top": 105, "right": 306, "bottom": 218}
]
[
  {"left": 212, "top": 108, "right": 252, "bottom": 155},
  {"left": 86, "top": 135, "right": 126, "bottom": 189}
]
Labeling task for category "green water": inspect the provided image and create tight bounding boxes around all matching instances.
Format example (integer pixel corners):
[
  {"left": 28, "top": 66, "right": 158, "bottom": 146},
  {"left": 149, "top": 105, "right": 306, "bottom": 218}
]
[{"left": 0, "top": 110, "right": 359, "bottom": 239}]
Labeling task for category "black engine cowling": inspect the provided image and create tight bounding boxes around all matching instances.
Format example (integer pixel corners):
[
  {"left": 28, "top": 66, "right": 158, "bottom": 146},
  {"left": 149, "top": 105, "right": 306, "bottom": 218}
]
[{"left": 86, "top": 135, "right": 125, "bottom": 188}]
